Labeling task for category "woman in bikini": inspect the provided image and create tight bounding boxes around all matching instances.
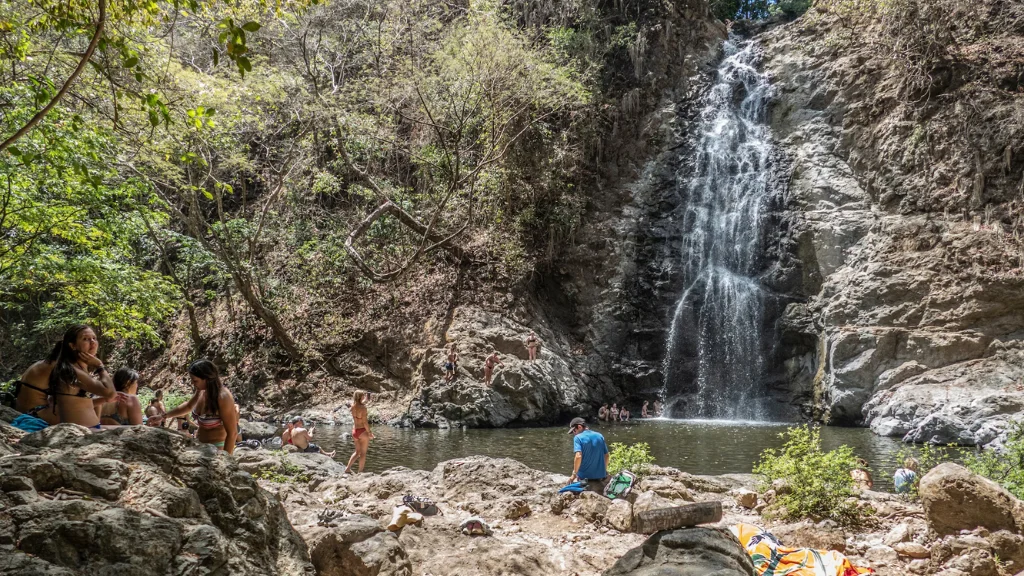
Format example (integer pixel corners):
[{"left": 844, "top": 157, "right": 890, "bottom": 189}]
[
  {"left": 44, "top": 325, "right": 117, "bottom": 429},
  {"left": 344, "top": 391, "right": 374, "bottom": 474},
  {"left": 163, "top": 360, "right": 238, "bottom": 453},
  {"left": 99, "top": 368, "right": 143, "bottom": 425},
  {"left": 525, "top": 331, "right": 540, "bottom": 361}
]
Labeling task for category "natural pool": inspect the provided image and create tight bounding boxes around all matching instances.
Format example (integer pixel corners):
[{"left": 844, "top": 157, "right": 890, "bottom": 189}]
[{"left": 299, "top": 418, "right": 913, "bottom": 491}]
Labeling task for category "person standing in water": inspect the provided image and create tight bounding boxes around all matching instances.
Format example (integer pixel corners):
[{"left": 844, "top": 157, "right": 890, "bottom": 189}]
[
  {"left": 163, "top": 360, "right": 239, "bottom": 453},
  {"left": 345, "top": 391, "right": 375, "bottom": 474},
  {"left": 483, "top": 352, "right": 503, "bottom": 386},
  {"left": 524, "top": 331, "right": 540, "bottom": 361},
  {"left": 641, "top": 401, "right": 649, "bottom": 418}
]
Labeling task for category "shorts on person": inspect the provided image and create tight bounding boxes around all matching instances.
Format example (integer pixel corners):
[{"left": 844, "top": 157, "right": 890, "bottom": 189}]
[{"left": 303, "top": 443, "right": 322, "bottom": 453}]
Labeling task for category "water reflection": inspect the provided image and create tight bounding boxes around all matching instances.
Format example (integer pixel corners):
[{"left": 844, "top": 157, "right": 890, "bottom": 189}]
[{"left": 305, "top": 419, "right": 914, "bottom": 491}]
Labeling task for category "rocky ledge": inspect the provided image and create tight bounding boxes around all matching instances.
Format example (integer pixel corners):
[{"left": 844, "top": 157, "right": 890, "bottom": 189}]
[{"left": 4, "top": 421, "right": 1024, "bottom": 576}]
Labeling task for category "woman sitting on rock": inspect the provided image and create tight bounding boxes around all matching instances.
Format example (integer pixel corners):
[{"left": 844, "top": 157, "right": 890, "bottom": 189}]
[
  {"left": 46, "top": 325, "right": 117, "bottom": 429},
  {"left": 99, "top": 368, "right": 143, "bottom": 425},
  {"left": 163, "top": 360, "right": 238, "bottom": 453}
]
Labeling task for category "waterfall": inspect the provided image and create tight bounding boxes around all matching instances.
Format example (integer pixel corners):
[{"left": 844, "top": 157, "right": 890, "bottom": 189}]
[{"left": 662, "top": 37, "right": 779, "bottom": 421}]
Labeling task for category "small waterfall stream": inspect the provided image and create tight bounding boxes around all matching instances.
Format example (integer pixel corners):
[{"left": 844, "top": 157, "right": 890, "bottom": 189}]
[{"left": 662, "top": 37, "right": 779, "bottom": 421}]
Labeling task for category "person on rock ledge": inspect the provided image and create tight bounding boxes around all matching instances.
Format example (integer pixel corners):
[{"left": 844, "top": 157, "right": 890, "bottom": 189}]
[
  {"left": 524, "top": 331, "right": 540, "bottom": 361},
  {"left": 568, "top": 417, "right": 610, "bottom": 492},
  {"left": 609, "top": 403, "right": 619, "bottom": 423},
  {"left": 483, "top": 351, "right": 503, "bottom": 386},
  {"left": 444, "top": 344, "right": 459, "bottom": 383},
  {"left": 598, "top": 403, "right": 609, "bottom": 422}
]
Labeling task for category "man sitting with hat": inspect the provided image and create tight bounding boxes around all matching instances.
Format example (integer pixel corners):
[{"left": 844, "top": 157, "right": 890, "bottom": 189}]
[{"left": 568, "top": 417, "right": 609, "bottom": 491}]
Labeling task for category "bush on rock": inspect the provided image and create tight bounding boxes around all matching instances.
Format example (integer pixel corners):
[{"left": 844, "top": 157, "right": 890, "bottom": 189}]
[{"left": 753, "top": 426, "right": 865, "bottom": 525}]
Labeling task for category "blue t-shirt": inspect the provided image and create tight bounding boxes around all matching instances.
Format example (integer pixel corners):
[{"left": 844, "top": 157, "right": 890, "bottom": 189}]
[{"left": 573, "top": 429, "right": 609, "bottom": 480}]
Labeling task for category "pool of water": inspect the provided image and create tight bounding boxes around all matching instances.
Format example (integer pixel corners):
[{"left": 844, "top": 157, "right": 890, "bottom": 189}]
[{"left": 299, "top": 419, "right": 912, "bottom": 491}]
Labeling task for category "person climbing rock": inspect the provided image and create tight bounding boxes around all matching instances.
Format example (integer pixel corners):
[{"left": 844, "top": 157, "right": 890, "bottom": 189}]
[
  {"left": 567, "top": 417, "right": 609, "bottom": 492},
  {"left": 483, "top": 352, "right": 503, "bottom": 386}
]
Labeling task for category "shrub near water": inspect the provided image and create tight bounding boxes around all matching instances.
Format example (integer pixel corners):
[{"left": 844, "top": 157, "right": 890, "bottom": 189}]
[
  {"left": 754, "top": 426, "right": 865, "bottom": 525},
  {"left": 965, "top": 421, "right": 1024, "bottom": 500},
  {"left": 608, "top": 442, "right": 656, "bottom": 478}
]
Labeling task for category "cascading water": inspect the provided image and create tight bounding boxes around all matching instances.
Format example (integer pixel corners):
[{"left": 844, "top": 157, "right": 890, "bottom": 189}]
[{"left": 662, "top": 37, "right": 780, "bottom": 421}]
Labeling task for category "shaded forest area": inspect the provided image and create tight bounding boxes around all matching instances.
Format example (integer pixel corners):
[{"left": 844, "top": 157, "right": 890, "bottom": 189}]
[{"left": 0, "top": 0, "right": 692, "bottom": 393}]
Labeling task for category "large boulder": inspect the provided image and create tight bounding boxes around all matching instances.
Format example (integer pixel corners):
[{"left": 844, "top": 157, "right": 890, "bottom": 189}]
[
  {"left": 300, "top": 516, "right": 411, "bottom": 576},
  {"left": 406, "top": 306, "right": 615, "bottom": 427},
  {"left": 920, "top": 463, "right": 1024, "bottom": 536},
  {"left": 0, "top": 425, "right": 313, "bottom": 575},
  {"left": 239, "top": 419, "right": 280, "bottom": 440},
  {"left": 604, "top": 527, "right": 756, "bottom": 576}
]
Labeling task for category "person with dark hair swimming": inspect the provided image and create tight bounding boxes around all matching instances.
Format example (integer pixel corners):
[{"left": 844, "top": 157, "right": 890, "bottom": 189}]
[
  {"left": 162, "top": 360, "right": 239, "bottom": 453},
  {"left": 99, "top": 368, "right": 143, "bottom": 425},
  {"left": 15, "top": 325, "right": 116, "bottom": 425}
]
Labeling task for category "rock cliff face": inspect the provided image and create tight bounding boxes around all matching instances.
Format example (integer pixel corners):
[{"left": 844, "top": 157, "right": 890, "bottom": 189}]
[
  {"left": 759, "top": 6, "right": 1024, "bottom": 445},
  {"left": 0, "top": 423, "right": 313, "bottom": 575}
]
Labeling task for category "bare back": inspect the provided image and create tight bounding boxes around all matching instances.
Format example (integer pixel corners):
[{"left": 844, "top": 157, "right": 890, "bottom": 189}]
[
  {"left": 16, "top": 361, "right": 53, "bottom": 417},
  {"left": 351, "top": 402, "right": 368, "bottom": 429}
]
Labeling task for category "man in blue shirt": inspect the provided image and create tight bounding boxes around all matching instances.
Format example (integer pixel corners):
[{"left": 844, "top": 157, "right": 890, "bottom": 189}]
[{"left": 568, "top": 417, "right": 609, "bottom": 490}]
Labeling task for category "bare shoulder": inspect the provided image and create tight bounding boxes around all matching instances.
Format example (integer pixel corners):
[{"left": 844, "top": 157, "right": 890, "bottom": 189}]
[{"left": 22, "top": 361, "right": 52, "bottom": 379}]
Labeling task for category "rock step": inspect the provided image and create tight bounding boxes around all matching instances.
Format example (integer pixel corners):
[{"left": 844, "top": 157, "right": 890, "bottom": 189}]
[{"left": 633, "top": 501, "right": 722, "bottom": 534}]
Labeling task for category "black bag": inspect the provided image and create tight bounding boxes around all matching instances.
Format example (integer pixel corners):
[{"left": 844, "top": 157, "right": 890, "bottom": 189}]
[{"left": 402, "top": 495, "right": 439, "bottom": 516}]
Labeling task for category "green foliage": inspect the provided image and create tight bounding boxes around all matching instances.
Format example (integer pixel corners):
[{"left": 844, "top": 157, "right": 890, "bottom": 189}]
[
  {"left": 608, "top": 442, "right": 656, "bottom": 478},
  {"left": 754, "top": 426, "right": 866, "bottom": 525},
  {"left": 710, "top": 0, "right": 809, "bottom": 20},
  {"left": 0, "top": 105, "right": 179, "bottom": 355},
  {"left": 255, "top": 452, "right": 311, "bottom": 483},
  {"left": 137, "top": 388, "right": 194, "bottom": 412},
  {"left": 965, "top": 422, "right": 1024, "bottom": 500}
]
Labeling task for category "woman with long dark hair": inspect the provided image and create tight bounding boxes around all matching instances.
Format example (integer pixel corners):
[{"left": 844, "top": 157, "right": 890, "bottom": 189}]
[
  {"left": 163, "top": 359, "right": 239, "bottom": 453},
  {"left": 21, "top": 325, "right": 117, "bottom": 428},
  {"left": 99, "top": 368, "right": 143, "bottom": 425}
]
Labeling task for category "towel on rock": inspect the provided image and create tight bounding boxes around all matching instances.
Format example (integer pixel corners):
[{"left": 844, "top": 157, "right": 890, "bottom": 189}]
[{"left": 730, "top": 523, "right": 874, "bottom": 576}]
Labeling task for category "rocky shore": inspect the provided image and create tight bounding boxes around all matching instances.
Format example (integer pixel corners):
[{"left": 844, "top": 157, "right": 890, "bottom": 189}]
[{"left": 3, "top": 416, "right": 1024, "bottom": 575}]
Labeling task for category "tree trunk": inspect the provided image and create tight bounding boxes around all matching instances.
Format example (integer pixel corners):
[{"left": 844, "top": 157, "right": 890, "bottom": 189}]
[{"left": 229, "top": 268, "right": 303, "bottom": 361}]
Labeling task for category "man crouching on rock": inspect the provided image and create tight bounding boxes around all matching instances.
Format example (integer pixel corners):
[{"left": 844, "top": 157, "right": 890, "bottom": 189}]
[{"left": 568, "top": 417, "right": 610, "bottom": 492}]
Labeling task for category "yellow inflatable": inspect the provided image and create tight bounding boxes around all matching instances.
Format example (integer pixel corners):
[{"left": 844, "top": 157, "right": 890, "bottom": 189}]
[{"left": 730, "top": 524, "right": 875, "bottom": 576}]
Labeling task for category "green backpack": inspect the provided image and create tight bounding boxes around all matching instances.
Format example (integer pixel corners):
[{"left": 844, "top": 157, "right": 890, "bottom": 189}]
[{"left": 604, "top": 470, "right": 637, "bottom": 499}]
